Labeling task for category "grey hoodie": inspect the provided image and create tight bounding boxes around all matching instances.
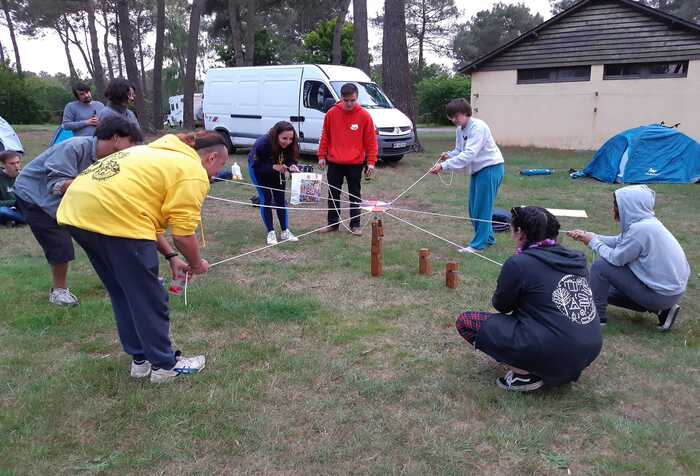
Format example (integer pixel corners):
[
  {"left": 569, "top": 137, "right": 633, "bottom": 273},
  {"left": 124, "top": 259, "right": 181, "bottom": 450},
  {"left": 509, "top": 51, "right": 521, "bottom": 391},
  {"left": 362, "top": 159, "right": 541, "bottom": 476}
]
[{"left": 589, "top": 185, "right": 690, "bottom": 296}]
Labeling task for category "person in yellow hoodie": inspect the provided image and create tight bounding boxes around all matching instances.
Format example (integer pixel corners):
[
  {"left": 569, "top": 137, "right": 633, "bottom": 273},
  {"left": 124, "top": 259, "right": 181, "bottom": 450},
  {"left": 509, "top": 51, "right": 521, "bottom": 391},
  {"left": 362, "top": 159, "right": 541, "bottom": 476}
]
[{"left": 57, "top": 131, "right": 228, "bottom": 383}]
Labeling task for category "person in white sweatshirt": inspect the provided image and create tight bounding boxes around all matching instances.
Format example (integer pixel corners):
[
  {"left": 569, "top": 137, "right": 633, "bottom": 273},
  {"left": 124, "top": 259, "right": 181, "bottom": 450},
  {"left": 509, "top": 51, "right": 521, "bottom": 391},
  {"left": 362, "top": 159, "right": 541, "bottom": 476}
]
[
  {"left": 568, "top": 185, "right": 690, "bottom": 331},
  {"left": 429, "top": 98, "right": 505, "bottom": 252}
]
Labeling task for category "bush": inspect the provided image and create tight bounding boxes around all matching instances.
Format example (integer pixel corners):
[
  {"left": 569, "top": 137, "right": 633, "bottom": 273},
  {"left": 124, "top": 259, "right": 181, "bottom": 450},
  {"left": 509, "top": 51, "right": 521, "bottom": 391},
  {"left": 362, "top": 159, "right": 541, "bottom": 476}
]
[
  {"left": 0, "top": 67, "right": 52, "bottom": 124},
  {"left": 416, "top": 75, "right": 471, "bottom": 125}
]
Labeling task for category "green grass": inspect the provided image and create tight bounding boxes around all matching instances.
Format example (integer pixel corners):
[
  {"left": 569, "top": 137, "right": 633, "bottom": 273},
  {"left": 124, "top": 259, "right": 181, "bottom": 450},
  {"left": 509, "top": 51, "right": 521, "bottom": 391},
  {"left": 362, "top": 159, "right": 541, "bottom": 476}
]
[{"left": 1, "top": 128, "right": 698, "bottom": 474}]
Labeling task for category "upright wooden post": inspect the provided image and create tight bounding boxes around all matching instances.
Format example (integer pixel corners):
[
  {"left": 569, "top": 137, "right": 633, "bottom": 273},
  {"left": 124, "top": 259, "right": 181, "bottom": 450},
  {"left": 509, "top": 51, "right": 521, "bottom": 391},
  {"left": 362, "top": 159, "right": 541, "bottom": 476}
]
[
  {"left": 445, "top": 261, "right": 458, "bottom": 289},
  {"left": 371, "top": 217, "right": 383, "bottom": 276},
  {"left": 418, "top": 248, "right": 431, "bottom": 275}
]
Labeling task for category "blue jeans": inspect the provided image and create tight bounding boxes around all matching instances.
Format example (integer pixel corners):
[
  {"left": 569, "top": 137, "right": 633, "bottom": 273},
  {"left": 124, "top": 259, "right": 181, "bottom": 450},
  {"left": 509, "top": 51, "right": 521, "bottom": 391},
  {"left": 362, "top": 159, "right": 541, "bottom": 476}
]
[
  {"left": 0, "top": 206, "right": 25, "bottom": 225},
  {"left": 468, "top": 163, "right": 504, "bottom": 250}
]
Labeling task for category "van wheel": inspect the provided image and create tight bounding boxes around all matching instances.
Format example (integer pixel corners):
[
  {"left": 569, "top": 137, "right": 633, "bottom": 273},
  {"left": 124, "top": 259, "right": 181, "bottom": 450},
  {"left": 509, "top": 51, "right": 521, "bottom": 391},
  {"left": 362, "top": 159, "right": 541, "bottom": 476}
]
[
  {"left": 382, "top": 155, "right": 403, "bottom": 163},
  {"left": 216, "top": 130, "right": 235, "bottom": 154}
]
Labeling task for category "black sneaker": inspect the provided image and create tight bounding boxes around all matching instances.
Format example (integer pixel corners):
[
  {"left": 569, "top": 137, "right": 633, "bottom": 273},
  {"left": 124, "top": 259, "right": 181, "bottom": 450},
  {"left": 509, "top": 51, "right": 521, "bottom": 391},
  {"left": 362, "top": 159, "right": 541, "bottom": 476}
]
[
  {"left": 496, "top": 371, "right": 544, "bottom": 392},
  {"left": 657, "top": 304, "right": 681, "bottom": 332}
]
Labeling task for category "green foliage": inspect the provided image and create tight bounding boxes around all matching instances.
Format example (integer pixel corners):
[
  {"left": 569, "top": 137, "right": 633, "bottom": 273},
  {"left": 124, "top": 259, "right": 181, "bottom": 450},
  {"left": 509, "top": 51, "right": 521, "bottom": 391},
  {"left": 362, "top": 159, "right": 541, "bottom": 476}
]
[
  {"left": 416, "top": 74, "right": 471, "bottom": 125},
  {"left": 453, "top": 3, "right": 544, "bottom": 66},
  {"left": 0, "top": 67, "right": 72, "bottom": 124},
  {"left": 297, "top": 19, "right": 354, "bottom": 65}
]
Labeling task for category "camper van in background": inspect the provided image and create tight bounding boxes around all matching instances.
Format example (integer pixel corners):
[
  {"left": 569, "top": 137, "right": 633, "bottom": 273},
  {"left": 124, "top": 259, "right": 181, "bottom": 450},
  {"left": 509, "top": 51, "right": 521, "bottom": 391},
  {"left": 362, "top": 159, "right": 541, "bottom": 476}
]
[
  {"left": 166, "top": 94, "right": 204, "bottom": 127},
  {"left": 203, "top": 65, "right": 415, "bottom": 161}
]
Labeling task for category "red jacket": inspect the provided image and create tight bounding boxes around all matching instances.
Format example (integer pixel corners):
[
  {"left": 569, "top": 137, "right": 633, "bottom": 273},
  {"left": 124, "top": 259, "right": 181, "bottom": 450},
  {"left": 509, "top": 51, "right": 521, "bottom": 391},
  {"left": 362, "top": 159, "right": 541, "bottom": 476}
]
[{"left": 318, "top": 102, "right": 378, "bottom": 166}]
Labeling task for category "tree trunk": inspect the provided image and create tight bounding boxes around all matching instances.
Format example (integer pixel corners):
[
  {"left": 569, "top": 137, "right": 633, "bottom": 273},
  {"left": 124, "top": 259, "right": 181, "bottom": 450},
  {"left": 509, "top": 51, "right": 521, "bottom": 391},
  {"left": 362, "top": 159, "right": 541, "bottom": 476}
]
[
  {"left": 184, "top": 0, "right": 205, "bottom": 129},
  {"left": 332, "top": 0, "right": 351, "bottom": 65},
  {"left": 244, "top": 0, "right": 256, "bottom": 66},
  {"left": 116, "top": 0, "right": 145, "bottom": 120},
  {"left": 228, "top": 0, "right": 245, "bottom": 66},
  {"left": 114, "top": 13, "right": 124, "bottom": 77},
  {"left": 135, "top": 12, "right": 149, "bottom": 99},
  {"left": 151, "top": 0, "right": 165, "bottom": 130},
  {"left": 56, "top": 24, "right": 78, "bottom": 80},
  {"left": 100, "top": 6, "right": 115, "bottom": 81},
  {"left": 86, "top": 0, "right": 106, "bottom": 98},
  {"left": 382, "top": 0, "right": 422, "bottom": 151},
  {"left": 1, "top": 0, "right": 21, "bottom": 74},
  {"left": 67, "top": 19, "right": 95, "bottom": 77},
  {"left": 0, "top": 39, "right": 5, "bottom": 63},
  {"left": 352, "top": 0, "right": 370, "bottom": 75}
]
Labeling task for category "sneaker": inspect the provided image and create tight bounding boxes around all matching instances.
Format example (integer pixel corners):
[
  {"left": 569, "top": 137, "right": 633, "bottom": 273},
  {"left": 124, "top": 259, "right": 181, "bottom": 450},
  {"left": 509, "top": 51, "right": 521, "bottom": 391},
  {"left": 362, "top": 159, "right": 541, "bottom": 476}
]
[
  {"left": 458, "top": 246, "right": 478, "bottom": 254},
  {"left": 657, "top": 304, "right": 681, "bottom": 332},
  {"left": 496, "top": 370, "right": 544, "bottom": 392},
  {"left": 349, "top": 226, "right": 363, "bottom": 236},
  {"left": 281, "top": 229, "right": 299, "bottom": 242},
  {"left": 49, "top": 287, "right": 79, "bottom": 307},
  {"left": 130, "top": 360, "right": 152, "bottom": 378},
  {"left": 266, "top": 230, "right": 278, "bottom": 245},
  {"left": 150, "top": 355, "right": 206, "bottom": 384}
]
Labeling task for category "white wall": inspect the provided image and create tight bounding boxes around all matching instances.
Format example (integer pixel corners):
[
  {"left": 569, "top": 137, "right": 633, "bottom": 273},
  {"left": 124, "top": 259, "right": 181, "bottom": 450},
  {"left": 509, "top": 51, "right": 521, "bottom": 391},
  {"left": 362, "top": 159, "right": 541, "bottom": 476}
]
[{"left": 470, "top": 61, "right": 700, "bottom": 150}]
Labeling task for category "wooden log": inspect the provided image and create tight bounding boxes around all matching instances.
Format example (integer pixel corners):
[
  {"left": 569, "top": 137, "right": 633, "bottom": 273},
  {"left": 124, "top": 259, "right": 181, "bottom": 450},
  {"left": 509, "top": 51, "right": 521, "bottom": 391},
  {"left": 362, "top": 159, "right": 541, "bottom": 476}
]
[
  {"left": 418, "top": 248, "right": 431, "bottom": 275},
  {"left": 371, "top": 217, "right": 383, "bottom": 277},
  {"left": 445, "top": 261, "right": 458, "bottom": 289}
]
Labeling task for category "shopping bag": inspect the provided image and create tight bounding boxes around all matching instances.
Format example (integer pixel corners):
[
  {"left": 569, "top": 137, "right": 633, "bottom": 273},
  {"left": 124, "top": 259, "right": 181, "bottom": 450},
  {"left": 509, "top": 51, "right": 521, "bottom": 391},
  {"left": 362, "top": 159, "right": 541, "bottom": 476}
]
[{"left": 290, "top": 172, "right": 322, "bottom": 205}]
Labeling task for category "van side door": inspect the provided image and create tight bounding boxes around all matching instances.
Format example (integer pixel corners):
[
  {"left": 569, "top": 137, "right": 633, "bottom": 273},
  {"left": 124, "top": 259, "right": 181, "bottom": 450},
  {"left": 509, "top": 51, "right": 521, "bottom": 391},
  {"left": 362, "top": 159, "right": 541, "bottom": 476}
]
[{"left": 298, "top": 80, "right": 336, "bottom": 154}]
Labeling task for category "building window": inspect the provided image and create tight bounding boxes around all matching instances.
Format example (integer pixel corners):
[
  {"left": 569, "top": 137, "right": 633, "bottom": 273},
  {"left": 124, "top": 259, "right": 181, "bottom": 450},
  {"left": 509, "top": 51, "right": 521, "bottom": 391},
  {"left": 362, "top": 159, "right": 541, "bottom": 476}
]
[
  {"left": 603, "top": 61, "right": 688, "bottom": 80},
  {"left": 517, "top": 66, "right": 591, "bottom": 84}
]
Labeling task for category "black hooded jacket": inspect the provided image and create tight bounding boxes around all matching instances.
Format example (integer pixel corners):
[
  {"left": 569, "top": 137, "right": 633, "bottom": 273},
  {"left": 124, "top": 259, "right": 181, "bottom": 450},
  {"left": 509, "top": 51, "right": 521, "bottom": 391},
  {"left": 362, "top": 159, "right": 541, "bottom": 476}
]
[{"left": 476, "top": 245, "right": 603, "bottom": 385}]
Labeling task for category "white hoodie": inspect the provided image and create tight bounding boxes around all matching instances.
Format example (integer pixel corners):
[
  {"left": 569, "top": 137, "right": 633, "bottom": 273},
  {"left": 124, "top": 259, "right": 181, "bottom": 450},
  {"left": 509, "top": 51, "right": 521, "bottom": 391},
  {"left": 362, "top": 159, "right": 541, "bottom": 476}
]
[
  {"left": 441, "top": 117, "right": 504, "bottom": 175},
  {"left": 589, "top": 185, "right": 690, "bottom": 296}
]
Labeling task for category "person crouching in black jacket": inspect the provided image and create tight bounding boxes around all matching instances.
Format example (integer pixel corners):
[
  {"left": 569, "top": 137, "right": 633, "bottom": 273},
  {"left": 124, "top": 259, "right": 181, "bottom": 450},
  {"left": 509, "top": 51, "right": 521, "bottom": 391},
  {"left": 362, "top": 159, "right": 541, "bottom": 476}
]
[{"left": 456, "top": 206, "right": 602, "bottom": 392}]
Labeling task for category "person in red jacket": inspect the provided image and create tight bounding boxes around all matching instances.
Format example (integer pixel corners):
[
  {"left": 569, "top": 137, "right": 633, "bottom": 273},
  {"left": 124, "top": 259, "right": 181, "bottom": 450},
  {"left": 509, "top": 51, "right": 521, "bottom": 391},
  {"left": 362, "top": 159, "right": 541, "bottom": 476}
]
[{"left": 318, "top": 82, "right": 378, "bottom": 235}]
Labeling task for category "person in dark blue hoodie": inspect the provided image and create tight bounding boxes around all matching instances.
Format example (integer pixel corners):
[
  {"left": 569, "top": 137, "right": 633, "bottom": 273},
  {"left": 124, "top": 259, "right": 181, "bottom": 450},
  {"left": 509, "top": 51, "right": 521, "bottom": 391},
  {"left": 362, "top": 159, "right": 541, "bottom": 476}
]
[
  {"left": 456, "top": 206, "right": 603, "bottom": 392},
  {"left": 248, "top": 121, "right": 300, "bottom": 245}
]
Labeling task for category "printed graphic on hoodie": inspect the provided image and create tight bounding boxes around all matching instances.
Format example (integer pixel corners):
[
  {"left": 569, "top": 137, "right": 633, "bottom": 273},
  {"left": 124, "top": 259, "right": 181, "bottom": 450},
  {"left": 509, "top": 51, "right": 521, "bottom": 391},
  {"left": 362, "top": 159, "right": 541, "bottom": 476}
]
[
  {"left": 80, "top": 151, "right": 129, "bottom": 181},
  {"left": 552, "top": 274, "right": 596, "bottom": 325}
]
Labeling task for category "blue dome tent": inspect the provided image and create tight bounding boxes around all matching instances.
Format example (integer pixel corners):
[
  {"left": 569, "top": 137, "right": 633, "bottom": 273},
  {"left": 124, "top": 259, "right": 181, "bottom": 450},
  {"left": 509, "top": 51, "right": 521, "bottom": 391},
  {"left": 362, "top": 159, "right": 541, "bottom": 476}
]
[{"left": 582, "top": 124, "right": 700, "bottom": 184}]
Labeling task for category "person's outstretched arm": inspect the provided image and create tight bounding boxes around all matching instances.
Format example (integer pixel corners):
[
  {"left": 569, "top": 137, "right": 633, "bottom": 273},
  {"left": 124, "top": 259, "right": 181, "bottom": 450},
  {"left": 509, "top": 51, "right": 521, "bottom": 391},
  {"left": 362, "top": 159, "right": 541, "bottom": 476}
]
[
  {"left": 441, "top": 122, "right": 486, "bottom": 171},
  {"left": 590, "top": 234, "right": 643, "bottom": 267}
]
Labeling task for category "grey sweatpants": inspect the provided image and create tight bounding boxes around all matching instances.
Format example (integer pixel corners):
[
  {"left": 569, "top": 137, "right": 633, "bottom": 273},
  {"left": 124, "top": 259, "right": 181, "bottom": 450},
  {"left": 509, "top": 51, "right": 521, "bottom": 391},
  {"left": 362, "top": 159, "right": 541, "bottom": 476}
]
[{"left": 590, "top": 258, "right": 683, "bottom": 323}]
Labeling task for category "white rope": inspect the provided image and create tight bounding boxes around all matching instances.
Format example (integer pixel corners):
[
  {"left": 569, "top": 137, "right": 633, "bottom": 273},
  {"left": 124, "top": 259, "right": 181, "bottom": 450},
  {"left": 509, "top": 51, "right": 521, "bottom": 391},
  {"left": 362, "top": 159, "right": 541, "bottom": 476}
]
[
  {"left": 438, "top": 171, "right": 454, "bottom": 186},
  {"left": 207, "top": 194, "right": 356, "bottom": 212},
  {"left": 389, "top": 159, "right": 441, "bottom": 205},
  {"left": 390, "top": 206, "right": 511, "bottom": 226},
  {"left": 213, "top": 176, "right": 356, "bottom": 205},
  {"left": 384, "top": 211, "right": 503, "bottom": 267},
  {"left": 208, "top": 210, "right": 374, "bottom": 268}
]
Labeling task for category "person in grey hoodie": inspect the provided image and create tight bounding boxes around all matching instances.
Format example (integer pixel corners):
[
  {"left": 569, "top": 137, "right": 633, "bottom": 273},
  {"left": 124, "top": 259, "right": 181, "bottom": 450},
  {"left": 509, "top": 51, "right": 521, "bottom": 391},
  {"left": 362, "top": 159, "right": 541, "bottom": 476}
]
[
  {"left": 98, "top": 79, "right": 140, "bottom": 130},
  {"left": 62, "top": 83, "right": 104, "bottom": 137},
  {"left": 13, "top": 117, "right": 142, "bottom": 307},
  {"left": 568, "top": 185, "right": 690, "bottom": 331}
]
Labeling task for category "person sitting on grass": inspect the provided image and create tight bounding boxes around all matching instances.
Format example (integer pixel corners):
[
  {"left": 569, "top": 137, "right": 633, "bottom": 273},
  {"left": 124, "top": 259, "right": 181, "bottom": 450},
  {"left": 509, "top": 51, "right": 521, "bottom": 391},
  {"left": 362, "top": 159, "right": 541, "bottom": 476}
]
[
  {"left": 0, "top": 150, "right": 25, "bottom": 226},
  {"left": 13, "top": 117, "right": 142, "bottom": 307},
  {"left": 456, "top": 206, "right": 602, "bottom": 392},
  {"left": 248, "top": 121, "right": 301, "bottom": 245},
  {"left": 567, "top": 185, "right": 689, "bottom": 331},
  {"left": 430, "top": 98, "right": 504, "bottom": 253},
  {"left": 57, "top": 132, "right": 229, "bottom": 383}
]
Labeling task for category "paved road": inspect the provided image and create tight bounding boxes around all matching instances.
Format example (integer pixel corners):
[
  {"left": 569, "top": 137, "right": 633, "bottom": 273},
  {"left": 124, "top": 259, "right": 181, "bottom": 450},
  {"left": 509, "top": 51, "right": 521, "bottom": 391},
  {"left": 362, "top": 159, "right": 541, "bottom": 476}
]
[{"left": 417, "top": 127, "right": 453, "bottom": 134}]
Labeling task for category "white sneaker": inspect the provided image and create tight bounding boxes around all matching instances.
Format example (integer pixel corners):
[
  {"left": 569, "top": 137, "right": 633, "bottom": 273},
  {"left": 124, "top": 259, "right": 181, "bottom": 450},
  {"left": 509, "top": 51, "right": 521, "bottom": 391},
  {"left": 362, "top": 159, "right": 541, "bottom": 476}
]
[
  {"left": 49, "top": 287, "right": 79, "bottom": 306},
  {"left": 267, "top": 230, "right": 278, "bottom": 245},
  {"left": 150, "top": 355, "right": 206, "bottom": 384},
  {"left": 458, "top": 246, "right": 478, "bottom": 254},
  {"left": 280, "top": 229, "right": 299, "bottom": 242},
  {"left": 130, "top": 360, "right": 152, "bottom": 378}
]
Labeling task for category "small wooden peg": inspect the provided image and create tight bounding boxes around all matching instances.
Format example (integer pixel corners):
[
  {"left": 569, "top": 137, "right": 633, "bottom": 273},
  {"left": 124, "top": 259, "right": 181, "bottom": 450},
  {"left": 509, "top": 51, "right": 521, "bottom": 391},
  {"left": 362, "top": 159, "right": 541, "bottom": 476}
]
[
  {"left": 445, "top": 261, "right": 458, "bottom": 288},
  {"left": 418, "top": 248, "right": 431, "bottom": 275}
]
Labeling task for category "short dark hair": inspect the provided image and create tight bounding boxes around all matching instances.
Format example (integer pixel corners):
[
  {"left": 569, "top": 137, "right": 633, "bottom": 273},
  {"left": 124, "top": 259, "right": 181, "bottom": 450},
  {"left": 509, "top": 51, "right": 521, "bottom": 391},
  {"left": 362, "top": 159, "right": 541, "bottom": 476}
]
[
  {"left": 0, "top": 150, "right": 21, "bottom": 164},
  {"left": 94, "top": 116, "right": 143, "bottom": 144},
  {"left": 340, "top": 83, "right": 358, "bottom": 97},
  {"left": 446, "top": 98, "right": 472, "bottom": 118},
  {"left": 72, "top": 82, "right": 91, "bottom": 100},
  {"left": 104, "top": 78, "right": 135, "bottom": 105},
  {"left": 511, "top": 206, "right": 551, "bottom": 248}
]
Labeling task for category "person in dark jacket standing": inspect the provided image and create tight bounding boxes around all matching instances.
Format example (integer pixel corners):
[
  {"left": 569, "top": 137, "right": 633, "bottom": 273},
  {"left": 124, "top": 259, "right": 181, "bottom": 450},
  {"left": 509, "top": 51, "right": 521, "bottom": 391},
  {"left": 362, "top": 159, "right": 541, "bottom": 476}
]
[
  {"left": 248, "top": 121, "right": 301, "bottom": 245},
  {"left": 456, "top": 206, "right": 602, "bottom": 392},
  {"left": 318, "top": 82, "right": 378, "bottom": 236}
]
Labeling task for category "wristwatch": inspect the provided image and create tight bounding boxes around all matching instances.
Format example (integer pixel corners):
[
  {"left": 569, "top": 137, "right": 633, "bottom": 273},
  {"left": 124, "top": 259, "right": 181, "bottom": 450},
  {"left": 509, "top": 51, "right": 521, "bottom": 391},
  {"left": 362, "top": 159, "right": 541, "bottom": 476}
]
[{"left": 164, "top": 252, "right": 179, "bottom": 260}]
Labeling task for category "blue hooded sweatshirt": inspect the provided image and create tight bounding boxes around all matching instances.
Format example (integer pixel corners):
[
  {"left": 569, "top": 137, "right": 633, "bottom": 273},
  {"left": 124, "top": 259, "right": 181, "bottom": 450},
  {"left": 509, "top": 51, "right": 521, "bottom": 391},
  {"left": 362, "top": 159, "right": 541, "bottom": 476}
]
[{"left": 589, "top": 185, "right": 690, "bottom": 296}]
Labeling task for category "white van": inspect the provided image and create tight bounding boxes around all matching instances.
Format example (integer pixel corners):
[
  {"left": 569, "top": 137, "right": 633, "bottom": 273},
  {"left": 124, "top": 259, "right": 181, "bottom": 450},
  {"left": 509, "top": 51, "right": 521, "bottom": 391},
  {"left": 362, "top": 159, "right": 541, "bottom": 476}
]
[
  {"left": 166, "top": 94, "right": 203, "bottom": 127},
  {"left": 203, "top": 64, "right": 414, "bottom": 161}
]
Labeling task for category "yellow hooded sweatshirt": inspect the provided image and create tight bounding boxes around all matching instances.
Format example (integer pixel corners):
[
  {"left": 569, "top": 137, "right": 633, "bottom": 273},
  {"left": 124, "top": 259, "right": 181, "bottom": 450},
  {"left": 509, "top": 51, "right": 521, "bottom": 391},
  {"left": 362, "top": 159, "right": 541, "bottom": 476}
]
[{"left": 57, "top": 134, "right": 210, "bottom": 240}]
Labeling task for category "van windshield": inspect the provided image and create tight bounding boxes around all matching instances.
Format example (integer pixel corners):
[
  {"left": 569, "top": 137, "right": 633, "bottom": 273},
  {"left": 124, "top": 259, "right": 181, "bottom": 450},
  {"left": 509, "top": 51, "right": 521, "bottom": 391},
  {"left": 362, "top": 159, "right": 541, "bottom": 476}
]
[{"left": 330, "top": 82, "right": 392, "bottom": 109}]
